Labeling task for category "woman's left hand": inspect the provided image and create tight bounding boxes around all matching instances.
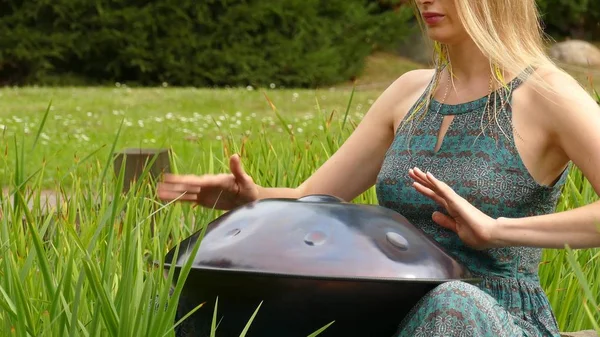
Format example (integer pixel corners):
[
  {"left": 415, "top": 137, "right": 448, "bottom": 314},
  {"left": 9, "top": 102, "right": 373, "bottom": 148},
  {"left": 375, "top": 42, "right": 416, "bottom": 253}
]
[{"left": 408, "top": 167, "right": 500, "bottom": 250}]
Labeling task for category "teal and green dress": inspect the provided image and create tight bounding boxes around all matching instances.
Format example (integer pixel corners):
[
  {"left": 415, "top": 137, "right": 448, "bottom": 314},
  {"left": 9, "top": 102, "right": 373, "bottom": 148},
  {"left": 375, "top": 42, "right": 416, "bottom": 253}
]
[{"left": 375, "top": 71, "right": 568, "bottom": 337}]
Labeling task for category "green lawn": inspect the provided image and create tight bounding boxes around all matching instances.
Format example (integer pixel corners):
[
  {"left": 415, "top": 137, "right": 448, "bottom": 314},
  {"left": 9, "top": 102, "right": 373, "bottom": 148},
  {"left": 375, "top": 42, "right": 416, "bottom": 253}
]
[{"left": 0, "top": 86, "right": 384, "bottom": 189}]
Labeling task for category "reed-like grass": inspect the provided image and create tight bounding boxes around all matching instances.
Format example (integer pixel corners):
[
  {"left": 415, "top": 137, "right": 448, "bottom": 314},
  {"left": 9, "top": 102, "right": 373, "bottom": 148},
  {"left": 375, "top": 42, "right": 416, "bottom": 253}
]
[{"left": 0, "top": 84, "right": 598, "bottom": 336}]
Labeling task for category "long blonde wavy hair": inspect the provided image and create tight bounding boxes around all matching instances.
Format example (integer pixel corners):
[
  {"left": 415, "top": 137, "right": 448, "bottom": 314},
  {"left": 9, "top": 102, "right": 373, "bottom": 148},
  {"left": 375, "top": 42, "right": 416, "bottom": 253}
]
[{"left": 401, "top": 0, "right": 565, "bottom": 140}]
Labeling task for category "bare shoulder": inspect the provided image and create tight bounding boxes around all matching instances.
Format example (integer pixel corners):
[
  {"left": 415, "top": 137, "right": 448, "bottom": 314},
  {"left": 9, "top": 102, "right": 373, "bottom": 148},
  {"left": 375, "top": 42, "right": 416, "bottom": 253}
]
[
  {"left": 521, "top": 66, "right": 598, "bottom": 118},
  {"left": 518, "top": 65, "right": 600, "bottom": 184},
  {"left": 516, "top": 66, "right": 599, "bottom": 133},
  {"left": 389, "top": 68, "right": 436, "bottom": 96},
  {"left": 378, "top": 68, "right": 435, "bottom": 129}
]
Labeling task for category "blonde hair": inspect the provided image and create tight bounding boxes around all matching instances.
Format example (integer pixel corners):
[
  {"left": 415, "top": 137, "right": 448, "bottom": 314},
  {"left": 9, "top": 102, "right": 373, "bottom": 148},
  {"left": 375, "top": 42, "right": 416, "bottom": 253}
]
[{"left": 401, "top": 0, "right": 566, "bottom": 140}]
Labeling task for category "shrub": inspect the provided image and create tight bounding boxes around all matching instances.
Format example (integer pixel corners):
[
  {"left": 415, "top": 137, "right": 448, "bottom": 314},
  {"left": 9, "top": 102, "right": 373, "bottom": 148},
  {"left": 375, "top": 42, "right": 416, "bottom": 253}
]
[
  {"left": 0, "top": 0, "right": 415, "bottom": 87},
  {"left": 536, "top": 0, "right": 600, "bottom": 40}
]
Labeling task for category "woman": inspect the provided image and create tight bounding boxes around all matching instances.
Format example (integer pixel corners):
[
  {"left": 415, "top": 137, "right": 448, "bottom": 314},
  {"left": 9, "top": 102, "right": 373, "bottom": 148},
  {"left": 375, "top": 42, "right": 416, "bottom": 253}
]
[{"left": 158, "top": 0, "right": 600, "bottom": 336}]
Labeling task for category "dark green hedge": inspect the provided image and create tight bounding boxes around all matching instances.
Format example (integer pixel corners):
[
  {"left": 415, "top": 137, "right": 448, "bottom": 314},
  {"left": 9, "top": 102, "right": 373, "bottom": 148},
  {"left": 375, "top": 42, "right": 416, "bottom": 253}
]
[
  {"left": 0, "top": 0, "right": 414, "bottom": 87},
  {"left": 537, "top": 0, "right": 600, "bottom": 40}
]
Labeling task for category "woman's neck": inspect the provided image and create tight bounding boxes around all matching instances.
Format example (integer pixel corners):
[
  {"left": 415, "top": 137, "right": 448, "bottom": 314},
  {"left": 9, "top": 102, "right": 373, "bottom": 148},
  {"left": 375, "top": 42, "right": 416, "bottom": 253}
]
[{"left": 445, "top": 39, "right": 492, "bottom": 84}]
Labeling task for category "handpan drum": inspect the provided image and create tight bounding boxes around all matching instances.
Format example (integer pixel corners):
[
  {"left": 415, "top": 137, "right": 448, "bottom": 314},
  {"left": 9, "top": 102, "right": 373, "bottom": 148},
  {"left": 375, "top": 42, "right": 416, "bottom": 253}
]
[{"left": 163, "top": 195, "right": 480, "bottom": 337}]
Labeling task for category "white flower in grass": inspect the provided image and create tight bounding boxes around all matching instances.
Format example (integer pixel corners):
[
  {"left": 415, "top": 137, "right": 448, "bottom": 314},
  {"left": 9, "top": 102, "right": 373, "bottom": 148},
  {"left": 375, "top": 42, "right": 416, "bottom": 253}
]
[
  {"left": 296, "top": 128, "right": 303, "bottom": 133},
  {"left": 236, "top": 111, "right": 242, "bottom": 117},
  {"left": 138, "top": 120, "right": 144, "bottom": 127},
  {"left": 0, "top": 124, "right": 4, "bottom": 130},
  {"left": 251, "top": 113, "right": 256, "bottom": 118},
  {"left": 166, "top": 113, "right": 174, "bottom": 120}
]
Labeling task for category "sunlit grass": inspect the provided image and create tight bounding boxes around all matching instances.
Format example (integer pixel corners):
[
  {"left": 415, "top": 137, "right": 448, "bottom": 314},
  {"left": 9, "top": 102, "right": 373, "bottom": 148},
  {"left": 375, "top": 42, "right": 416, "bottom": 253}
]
[{"left": 0, "top": 85, "right": 381, "bottom": 190}]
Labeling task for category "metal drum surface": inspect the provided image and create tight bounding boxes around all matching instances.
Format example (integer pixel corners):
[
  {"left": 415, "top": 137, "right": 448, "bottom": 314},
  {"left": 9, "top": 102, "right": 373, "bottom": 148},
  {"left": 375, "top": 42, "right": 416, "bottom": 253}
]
[{"left": 164, "top": 195, "right": 480, "bottom": 337}]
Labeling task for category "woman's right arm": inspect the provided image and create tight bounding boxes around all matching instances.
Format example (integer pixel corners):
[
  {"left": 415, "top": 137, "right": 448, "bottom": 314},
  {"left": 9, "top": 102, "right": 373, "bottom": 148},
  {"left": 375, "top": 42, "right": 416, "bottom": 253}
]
[
  {"left": 157, "top": 69, "right": 432, "bottom": 209},
  {"left": 258, "top": 69, "right": 433, "bottom": 201}
]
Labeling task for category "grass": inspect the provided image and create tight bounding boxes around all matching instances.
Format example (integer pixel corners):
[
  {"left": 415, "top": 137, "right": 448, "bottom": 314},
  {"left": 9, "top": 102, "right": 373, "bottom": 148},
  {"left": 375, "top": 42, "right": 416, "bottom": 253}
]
[
  {"left": 0, "top": 85, "right": 385, "bottom": 191},
  {"left": 0, "top": 52, "right": 599, "bottom": 336}
]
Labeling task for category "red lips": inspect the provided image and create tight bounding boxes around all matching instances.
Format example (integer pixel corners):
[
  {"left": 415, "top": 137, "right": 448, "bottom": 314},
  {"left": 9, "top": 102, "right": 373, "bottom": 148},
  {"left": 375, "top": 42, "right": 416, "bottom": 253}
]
[{"left": 422, "top": 11, "right": 445, "bottom": 25}]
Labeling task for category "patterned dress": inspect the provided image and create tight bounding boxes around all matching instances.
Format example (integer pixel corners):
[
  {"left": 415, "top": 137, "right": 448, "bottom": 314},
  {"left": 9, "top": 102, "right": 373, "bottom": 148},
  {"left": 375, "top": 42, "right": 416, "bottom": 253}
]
[{"left": 375, "top": 71, "right": 569, "bottom": 337}]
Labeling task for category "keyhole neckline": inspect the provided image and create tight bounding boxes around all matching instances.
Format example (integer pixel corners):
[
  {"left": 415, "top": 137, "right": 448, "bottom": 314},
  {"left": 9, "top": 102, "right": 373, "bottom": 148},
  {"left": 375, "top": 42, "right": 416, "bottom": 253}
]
[{"left": 429, "top": 75, "right": 523, "bottom": 116}]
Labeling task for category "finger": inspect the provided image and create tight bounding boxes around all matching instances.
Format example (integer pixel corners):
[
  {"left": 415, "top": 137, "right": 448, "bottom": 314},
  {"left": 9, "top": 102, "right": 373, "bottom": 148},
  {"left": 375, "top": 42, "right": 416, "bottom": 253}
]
[
  {"left": 158, "top": 180, "right": 202, "bottom": 192},
  {"left": 157, "top": 190, "right": 198, "bottom": 202},
  {"left": 432, "top": 211, "right": 457, "bottom": 233},
  {"left": 163, "top": 173, "right": 233, "bottom": 189},
  {"left": 229, "top": 154, "right": 251, "bottom": 185},
  {"left": 412, "top": 167, "right": 430, "bottom": 180},
  {"left": 412, "top": 182, "right": 449, "bottom": 209},
  {"left": 425, "top": 171, "right": 457, "bottom": 199},
  {"left": 409, "top": 168, "right": 432, "bottom": 188}
]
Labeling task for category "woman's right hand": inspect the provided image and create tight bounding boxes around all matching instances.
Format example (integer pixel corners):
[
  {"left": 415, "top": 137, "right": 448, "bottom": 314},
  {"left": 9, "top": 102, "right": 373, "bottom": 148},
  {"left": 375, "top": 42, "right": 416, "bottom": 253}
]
[{"left": 157, "top": 154, "right": 259, "bottom": 210}]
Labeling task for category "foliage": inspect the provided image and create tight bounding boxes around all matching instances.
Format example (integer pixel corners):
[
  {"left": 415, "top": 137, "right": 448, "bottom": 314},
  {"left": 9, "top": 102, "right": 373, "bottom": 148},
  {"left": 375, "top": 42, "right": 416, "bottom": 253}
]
[
  {"left": 0, "top": 0, "right": 415, "bottom": 88},
  {"left": 537, "top": 0, "right": 599, "bottom": 40}
]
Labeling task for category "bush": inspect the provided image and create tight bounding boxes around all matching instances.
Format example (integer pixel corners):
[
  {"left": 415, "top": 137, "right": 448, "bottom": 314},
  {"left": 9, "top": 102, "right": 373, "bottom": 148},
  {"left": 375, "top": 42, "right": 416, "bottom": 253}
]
[
  {"left": 0, "top": 0, "right": 415, "bottom": 87},
  {"left": 536, "top": 0, "right": 600, "bottom": 40}
]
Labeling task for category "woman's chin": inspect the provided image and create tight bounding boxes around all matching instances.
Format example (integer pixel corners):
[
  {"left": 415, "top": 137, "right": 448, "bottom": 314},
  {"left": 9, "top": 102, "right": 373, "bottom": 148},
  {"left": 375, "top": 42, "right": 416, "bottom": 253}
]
[{"left": 424, "top": 30, "right": 460, "bottom": 46}]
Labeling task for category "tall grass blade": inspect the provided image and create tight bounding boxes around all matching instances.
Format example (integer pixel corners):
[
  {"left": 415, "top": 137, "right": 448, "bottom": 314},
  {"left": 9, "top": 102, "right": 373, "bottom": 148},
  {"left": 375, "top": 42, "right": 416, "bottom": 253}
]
[
  {"left": 306, "top": 321, "right": 335, "bottom": 337},
  {"left": 238, "top": 301, "right": 263, "bottom": 337},
  {"left": 31, "top": 100, "right": 51, "bottom": 151}
]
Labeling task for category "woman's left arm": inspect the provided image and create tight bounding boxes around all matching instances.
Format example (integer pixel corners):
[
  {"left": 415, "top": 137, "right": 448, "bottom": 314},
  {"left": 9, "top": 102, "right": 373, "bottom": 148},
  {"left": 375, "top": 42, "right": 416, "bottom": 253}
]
[{"left": 410, "top": 71, "right": 600, "bottom": 250}]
